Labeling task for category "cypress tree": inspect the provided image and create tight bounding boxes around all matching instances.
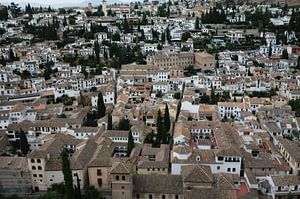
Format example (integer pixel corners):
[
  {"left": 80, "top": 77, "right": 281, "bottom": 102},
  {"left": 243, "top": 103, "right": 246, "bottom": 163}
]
[
  {"left": 63, "top": 16, "right": 67, "bottom": 26},
  {"left": 268, "top": 45, "right": 272, "bottom": 57},
  {"left": 156, "top": 109, "right": 167, "bottom": 146},
  {"left": 103, "top": 49, "right": 108, "bottom": 59},
  {"left": 195, "top": 17, "right": 200, "bottom": 29},
  {"left": 164, "top": 104, "right": 170, "bottom": 132},
  {"left": 20, "top": 130, "right": 30, "bottom": 155},
  {"left": 61, "top": 149, "right": 74, "bottom": 199},
  {"left": 126, "top": 130, "right": 134, "bottom": 157},
  {"left": 9, "top": 49, "right": 15, "bottom": 62},
  {"left": 97, "top": 92, "right": 106, "bottom": 118},
  {"left": 281, "top": 49, "right": 289, "bottom": 59},
  {"left": 107, "top": 113, "right": 112, "bottom": 130},
  {"left": 94, "top": 40, "right": 100, "bottom": 61},
  {"left": 123, "top": 16, "right": 129, "bottom": 33}
]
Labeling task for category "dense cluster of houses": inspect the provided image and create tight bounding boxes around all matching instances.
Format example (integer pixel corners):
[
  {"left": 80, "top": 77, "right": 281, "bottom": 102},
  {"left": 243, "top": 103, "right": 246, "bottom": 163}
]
[{"left": 0, "top": 0, "right": 300, "bottom": 199}]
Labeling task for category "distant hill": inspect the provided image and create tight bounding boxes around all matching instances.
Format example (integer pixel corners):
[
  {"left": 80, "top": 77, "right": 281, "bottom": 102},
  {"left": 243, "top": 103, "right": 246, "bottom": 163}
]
[{"left": 235, "top": 0, "right": 300, "bottom": 7}]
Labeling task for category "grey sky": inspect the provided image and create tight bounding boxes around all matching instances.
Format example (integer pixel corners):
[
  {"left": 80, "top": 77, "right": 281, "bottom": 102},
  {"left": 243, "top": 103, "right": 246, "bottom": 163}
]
[{"left": 5, "top": 0, "right": 84, "bottom": 3}]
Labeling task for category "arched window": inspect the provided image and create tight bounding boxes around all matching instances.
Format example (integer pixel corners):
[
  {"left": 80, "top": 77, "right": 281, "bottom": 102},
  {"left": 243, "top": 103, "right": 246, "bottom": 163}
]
[
  {"left": 31, "top": 159, "right": 35, "bottom": 163},
  {"left": 38, "top": 166, "right": 42, "bottom": 170},
  {"left": 37, "top": 159, "right": 41, "bottom": 163},
  {"left": 32, "top": 166, "right": 36, "bottom": 170}
]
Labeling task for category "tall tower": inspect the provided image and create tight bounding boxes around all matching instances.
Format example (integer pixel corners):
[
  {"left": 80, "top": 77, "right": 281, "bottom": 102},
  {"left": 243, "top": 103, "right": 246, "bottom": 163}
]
[
  {"left": 111, "top": 162, "right": 133, "bottom": 199},
  {"left": 101, "top": 0, "right": 107, "bottom": 16}
]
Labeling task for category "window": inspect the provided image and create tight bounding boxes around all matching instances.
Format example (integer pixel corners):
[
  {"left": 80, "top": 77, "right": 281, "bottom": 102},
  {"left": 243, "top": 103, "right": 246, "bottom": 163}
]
[
  {"left": 227, "top": 168, "right": 231, "bottom": 172},
  {"left": 175, "top": 195, "right": 179, "bottom": 199},
  {"left": 149, "top": 194, "right": 153, "bottom": 199},
  {"left": 39, "top": 174, "right": 43, "bottom": 178},
  {"left": 97, "top": 179, "right": 102, "bottom": 187},
  {"left": 37, "top": 159, "right": 41, "bottom": 163},
  {"left": 122, "top": 186, "right": 124, "bottom": 189},
  {"left": 97, "top": 169, "right": 102, "bottom": 176},
  {"left": 32, "top": 166, "right": 36, "bottom": 170},
  {"left": 136, "top": 194, "right": 140, "bottom": 199},
  {"left": 38, "top": 166, "right": 42, "bottom": 170},
  {"left": 31, "top": 159, "right": 35, "bottom": 163},
  {"left": 122, "top": 176, "right": 125, "bottom": 181},
  {"left": 162, "top": 195, "right": 166, "bottom": 199},
  {"left": 33, "top": 174, "right": 37, "bottom": 177},
  {"left": 217, "top": 156, "right": 224, "bottom": 161},
  {"left": 116, "top": 176, "right": 119, "bottom": 181},
  {"left": 217, "top": 166, "right": 220, "bottom": 170},
  {"left": 232, "top": 168, "right": 236, "bottom": 172}
]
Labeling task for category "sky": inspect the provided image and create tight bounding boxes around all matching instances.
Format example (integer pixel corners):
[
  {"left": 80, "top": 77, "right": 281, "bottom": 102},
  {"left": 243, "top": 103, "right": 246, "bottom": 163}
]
[
  {"left": 2, "top": 0, "right": 131, "bottom": 7},
  {"left": 4, "top": 0, "right": 86, "bottom": 4}
]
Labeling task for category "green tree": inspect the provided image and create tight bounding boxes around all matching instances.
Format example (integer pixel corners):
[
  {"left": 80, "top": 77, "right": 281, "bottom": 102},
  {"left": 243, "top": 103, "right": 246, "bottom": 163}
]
[
  {"left": 195, "top": 17, "right": 200, "bottom": 29},
  {"left": 181, "top": 32, "right": 191, "bottom": 42},
  {"left": 287, "top": 192, "right": 293, "bottom": 199},
  {"left": 9, "top": 49, "right": 16, "bottom": 62},
  {"left": 281, "top": 49, "right": 289, "bottom": 59},
  {"left": 0, "top": 6, "right": 9, "bottom": 21},
  {"left": 268, "top": 45, "right": 272, "bottom": 57},
  {"left": 84, "top": 186, "right": 103, "bottom": 199},
  {"left": 165, "top": 27, "right": 171, "bottom": 42},
  {"left": 61, "top": 149, "right": 73, "bottom": 199},
  {"left": 68, "top": 16, "right": 76, "bottom": 25},
  {"left": 164, "top": 104, "right": 170, "bottom": 132},
  {"left": 111, "top": 32, "right": 120, "bottom": 41},
  {"left": 97, "top": 92, "right": 106, "bottom": 118},
  {"left": 81, "top": 66, "right": 88, "bottom": 79},
  {"left": 59, "top": 8, "right": 66, "bottom": 14},
  {"left": 25, "top": 3, "right": 33, "bottom": 15},
  {"left": 63, "top": 16, "right": 67, "bottom": 26},
  {"left": 127, "top": 130, "right": 134, "bottom": 157},
  {"left": 0, "top": 28, "right": 5, "bottom": 35},
  {"left": 288, "top": 99, "right": 300, "bottom": 117},
  {"left": 141, "top": 12, "right": 148, "bottom": 25},
  {"left": 157, "top": 4, "right": 168, "bottom": 17},
  {"left": 174, "top": 92, "right": 181, "bottom": 99},
  {"left": 19, "top": 130, "right": 30, "bottom": 155},
  {"left": 200, "top": 94, "right": 210, "bottom": 104},
  {"left": 119, "top": 118, "right": 130, "bottom": 131},
  {"left": 94, "top": 40, "right": 100, "bottom": 61},
  {"left": 210, "top": 87, "right": 219, "bottom": 104},
  {"left": 107, "top": 113, "right": 112, "bottom": 130},
  {"left": 156, "top": 109, "right": 168, "bottom": 146},
  {"left": 8, "top": 3, "right": 21, "bottom": 18},
  {"left": 123, "top": 16, "right": 130, "bottom": 33}
]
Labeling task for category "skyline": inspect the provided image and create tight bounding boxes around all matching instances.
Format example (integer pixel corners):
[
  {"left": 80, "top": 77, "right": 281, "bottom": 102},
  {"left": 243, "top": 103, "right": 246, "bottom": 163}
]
[{"left": 2, "top": 0, "right": 133, "bottom": 8}]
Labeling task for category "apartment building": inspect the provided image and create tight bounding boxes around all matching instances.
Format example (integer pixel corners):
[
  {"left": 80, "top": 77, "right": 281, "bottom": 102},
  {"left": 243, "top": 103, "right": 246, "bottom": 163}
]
[{"left": 148, "top": 51, "right": 194, "bottom": 70}]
